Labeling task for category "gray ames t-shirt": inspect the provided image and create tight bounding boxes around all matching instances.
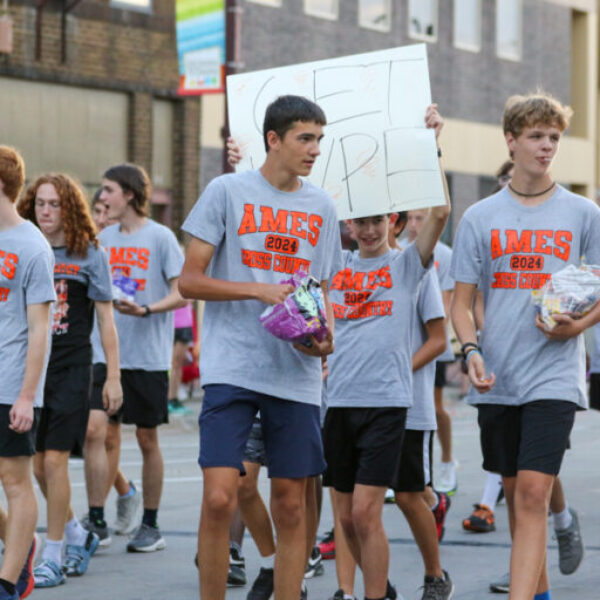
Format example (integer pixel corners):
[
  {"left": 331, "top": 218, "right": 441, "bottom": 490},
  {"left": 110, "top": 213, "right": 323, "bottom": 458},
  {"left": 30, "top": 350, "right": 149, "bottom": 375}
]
[
  {"left": 182, "top": 169, "right": 342, "bottom": 407},
  {"left": 407, "top": 268, "right": 445, "bottom": 430},
  {"left": 450, "top": 185, "right": 600, "bottom": 408},
  {"left": 0, "top": 221, "right": 55, "bottom": 407},
  {"left": 433, "top": 241, "right": 455, "bottom": 362},
  {"left": 326, "top": 244, "right": 427, "bottom": 408},
  {"left": 99, "top": 220, "right": 184, "bottom": 371}
]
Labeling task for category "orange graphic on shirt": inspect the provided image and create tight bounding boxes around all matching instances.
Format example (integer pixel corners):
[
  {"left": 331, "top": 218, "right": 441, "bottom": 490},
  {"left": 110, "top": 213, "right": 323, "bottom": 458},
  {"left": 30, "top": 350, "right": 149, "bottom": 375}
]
[
  {"left": 0, "top": 249, "right": 18, "bottom": 280},
  {"left": 330, "top": 265, "right": 393, "bottom": 320},
  {"left": 489, "top": 229, "right": 572, "bottom": 290},
  {"left": 107, "top": 246, "right": 150, "bottom": 292},
  {"left": 54, "top": 263, "right": 81, "bottom": 276},
  {"left": 52, "top": 279, "right": 70, "bottom": 335},
  {"left": 0, "top": 287, "right": 9, "bottom": 302}
]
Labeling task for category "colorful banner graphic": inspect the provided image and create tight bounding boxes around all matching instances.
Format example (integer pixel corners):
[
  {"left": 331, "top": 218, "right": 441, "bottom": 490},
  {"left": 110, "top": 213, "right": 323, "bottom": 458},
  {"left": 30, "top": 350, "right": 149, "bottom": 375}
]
[{"left": 176, "top": 0, "right": 225, "bottom": 95}]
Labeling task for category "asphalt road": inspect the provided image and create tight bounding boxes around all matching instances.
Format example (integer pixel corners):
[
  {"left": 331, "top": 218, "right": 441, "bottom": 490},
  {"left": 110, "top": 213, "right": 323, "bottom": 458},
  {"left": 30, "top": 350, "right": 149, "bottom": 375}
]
[{"left": 2, "top": 387, "right": 600, "bottom": 600}]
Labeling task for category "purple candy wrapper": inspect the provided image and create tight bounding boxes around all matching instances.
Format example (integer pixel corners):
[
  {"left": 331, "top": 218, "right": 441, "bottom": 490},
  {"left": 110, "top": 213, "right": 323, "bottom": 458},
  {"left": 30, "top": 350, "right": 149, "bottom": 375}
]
[
  {"left": 112, "top": 273, "right": 139, "bottom": 302},
  {"left": 259, "top": 270, "right": 328, "bottom": 344}
]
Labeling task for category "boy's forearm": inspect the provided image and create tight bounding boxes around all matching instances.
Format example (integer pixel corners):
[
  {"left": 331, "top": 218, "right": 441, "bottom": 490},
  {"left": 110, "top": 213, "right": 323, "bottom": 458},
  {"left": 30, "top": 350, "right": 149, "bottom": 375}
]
[
  {"left": 19, "top": 303, "right": 51, "bottom": 401},
  {"left": 98, "top": 308, "right": 120, "bottom": 381},
  {"left": 412, "top": 338, "right": 446, "bottom": 372},
  {"left": 179, "top": 271, "right": 261, "bottom": 302}
]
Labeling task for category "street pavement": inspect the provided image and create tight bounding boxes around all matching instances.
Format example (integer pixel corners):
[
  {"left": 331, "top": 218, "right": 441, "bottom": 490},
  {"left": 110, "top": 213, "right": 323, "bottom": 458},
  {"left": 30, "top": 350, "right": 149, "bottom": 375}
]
[{"left": 2, "top": 386, "right": 600, "bottom": 599}]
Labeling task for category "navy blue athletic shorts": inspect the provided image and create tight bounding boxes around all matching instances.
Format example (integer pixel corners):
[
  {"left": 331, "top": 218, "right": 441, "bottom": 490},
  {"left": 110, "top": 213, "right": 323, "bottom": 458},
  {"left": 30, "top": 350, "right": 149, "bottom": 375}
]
[{"left": 199, "top": 384, "right": 325, "bottom": 478}]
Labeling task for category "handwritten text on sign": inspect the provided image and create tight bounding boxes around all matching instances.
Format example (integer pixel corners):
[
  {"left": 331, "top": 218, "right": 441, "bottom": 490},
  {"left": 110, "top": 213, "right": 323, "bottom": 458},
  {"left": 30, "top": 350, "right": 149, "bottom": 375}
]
[{"left": 227, "top": 44, "right": 445, "bottom": 220}]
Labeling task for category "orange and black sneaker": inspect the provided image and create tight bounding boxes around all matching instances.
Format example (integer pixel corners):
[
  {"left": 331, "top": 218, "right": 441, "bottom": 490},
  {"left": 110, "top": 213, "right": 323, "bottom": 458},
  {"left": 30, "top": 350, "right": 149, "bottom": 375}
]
[{"left": 463, "top": 503, "right": 496, "bottom": 533}]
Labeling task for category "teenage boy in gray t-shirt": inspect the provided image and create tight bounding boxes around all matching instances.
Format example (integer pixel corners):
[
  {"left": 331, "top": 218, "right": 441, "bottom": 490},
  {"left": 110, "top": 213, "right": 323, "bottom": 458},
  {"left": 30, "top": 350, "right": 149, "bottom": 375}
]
[
  {"left": 451, "top": 93, "right": 600, "bottom": 600},
  {"left": 99, "top": 163, "right": 186, "bottom": 553},
  {"left": 0, "top": 146, "right": 55, "bottom": 600},
  {"left": 180, "top": 96, "right": 342, "bottom": 600}
]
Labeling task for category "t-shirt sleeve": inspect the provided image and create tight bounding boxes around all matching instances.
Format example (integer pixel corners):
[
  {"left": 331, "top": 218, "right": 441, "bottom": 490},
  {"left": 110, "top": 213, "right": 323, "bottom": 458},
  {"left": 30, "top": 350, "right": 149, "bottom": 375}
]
[
  {"left": 23, "top": 250, "right": 56, "bottom": 305},
  {"left": 582, "top": 202, "right": 600, "bottom": 264},
  {"left": 160, "top": 229, "right": 185, "bottom": 282},
  {"left": 181, "top": 177, "right": 227, "bottom": 247},
  {"left": 418, "top": 270, "right": 445, "bottom": 324},
  {"left": 398, "top": 242, "right": 429, "bottom": 293},
  {"left": 314, "top": 202, "right": 342, "bottom": 283},
  {"left": 87, "top": 246, "right": 114, "bottom": 301},
  {"left": 449, "top": 216, "right": 482, "bottom": 285}
]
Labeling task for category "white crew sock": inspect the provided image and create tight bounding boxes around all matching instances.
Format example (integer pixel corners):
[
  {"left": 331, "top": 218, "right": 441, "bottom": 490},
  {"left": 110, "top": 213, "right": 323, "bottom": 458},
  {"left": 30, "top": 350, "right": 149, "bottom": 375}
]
[
  {"left": 552, "top": 505, "right": 572, "bottom": 530},
  {"left": 42, "top": 539, "right": 63, "bottom": 566},
  {"left": 65, "top": 517, "right": 88, "bottom": 546},
  {"left": 480, "top": 472, "right": 503, "bottom": 509},
  {"left": 260, "top": 553, "right": 275, "bottom": 569}
]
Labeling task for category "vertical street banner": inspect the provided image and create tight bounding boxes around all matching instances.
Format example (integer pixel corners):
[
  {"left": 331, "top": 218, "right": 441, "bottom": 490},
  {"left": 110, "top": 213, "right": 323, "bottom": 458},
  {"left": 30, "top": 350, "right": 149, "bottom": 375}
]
[{"left": 176, "top": 0, "right": 225, "bottom": 95}]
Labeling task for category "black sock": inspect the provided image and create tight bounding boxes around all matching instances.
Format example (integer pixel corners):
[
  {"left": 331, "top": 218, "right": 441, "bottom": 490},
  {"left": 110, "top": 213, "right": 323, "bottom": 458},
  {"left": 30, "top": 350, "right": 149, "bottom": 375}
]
[
  {"left": 0, "top": 578, "right": 16, "bottom": 596},
  {"left": 142, "top": 508, "right": 158, "bottom": 528},
  {"left": 364, "top": 597, "right": 386, "bottom": 600},
  {"left": 89, "top": 506, "right": 105, "bottom": 525}
]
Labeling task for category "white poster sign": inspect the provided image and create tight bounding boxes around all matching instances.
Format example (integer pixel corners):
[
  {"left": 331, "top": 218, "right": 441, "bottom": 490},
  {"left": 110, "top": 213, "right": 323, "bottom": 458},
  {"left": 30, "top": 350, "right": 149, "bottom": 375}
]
[{"left": 227, "top": 44, "right": 445, "bottom": 220}]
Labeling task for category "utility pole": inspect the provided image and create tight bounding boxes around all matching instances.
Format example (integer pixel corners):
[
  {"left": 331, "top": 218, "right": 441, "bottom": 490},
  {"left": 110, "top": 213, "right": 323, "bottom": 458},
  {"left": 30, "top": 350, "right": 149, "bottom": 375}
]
[{"left": 222, "top": 0, "right": 243, "bottom": 173}]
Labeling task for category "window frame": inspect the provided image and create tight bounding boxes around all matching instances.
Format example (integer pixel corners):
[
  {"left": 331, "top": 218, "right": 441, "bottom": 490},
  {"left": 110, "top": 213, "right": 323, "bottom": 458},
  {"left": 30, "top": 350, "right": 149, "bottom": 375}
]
[
  {"left": 408, "top": 0, "right": 438, "bottom": 43},
  {"left": 358, "top": 0, "right": 392, "bottom": 33},
  {"left": 495, "top": 0, "right": 523, "bottom": 62},
  {"left": 303, "top": 0, "right": 339, "bottom": 21},
  {"left": 453, "top": 0, "right": 482, "bottom": 53}
]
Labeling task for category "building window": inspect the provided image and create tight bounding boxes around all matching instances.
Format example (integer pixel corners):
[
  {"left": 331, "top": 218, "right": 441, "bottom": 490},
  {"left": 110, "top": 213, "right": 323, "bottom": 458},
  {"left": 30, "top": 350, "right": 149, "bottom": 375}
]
[
  {"left": 358, "top": 0, "right": 391, "bottom": 32},
  {"left": 454, "top": 0, "right": 481, "bottom": 52},
  {"left": 304, "top": 0, "right": 338, "bottom": 20},
  {"left": 247, "top": 0, "right": 282, "bottom": 6},
  {"left": 496, "top": 0, "right": 522, "bottom": 60},
  {"left": 110, "top": 0, "right": 152, "bottom": 12},
  {"left": 408, "top": 0, "right": 437, "bottom": 41}
]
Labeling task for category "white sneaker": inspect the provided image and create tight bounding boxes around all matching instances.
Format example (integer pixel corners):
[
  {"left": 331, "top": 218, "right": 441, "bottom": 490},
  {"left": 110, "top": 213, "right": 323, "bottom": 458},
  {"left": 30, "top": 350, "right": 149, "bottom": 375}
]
[
  {"left": 435, "top": 461, "right": 458, "bottom": 495},
  {"left": 114, "top": 481, "right": 142, "bottom": 535}
]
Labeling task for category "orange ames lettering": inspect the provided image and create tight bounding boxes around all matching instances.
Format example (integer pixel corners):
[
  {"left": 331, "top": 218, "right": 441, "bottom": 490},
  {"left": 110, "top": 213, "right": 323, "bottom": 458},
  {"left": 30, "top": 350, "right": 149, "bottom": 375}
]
[
  {"left": 0, "top": 287, "right": 10, "bottom": 302},
  {"left": 307, "top": 214, "right": 323, "bottom": 247},
  {"left": 505, "top": 230, "right": 533, "bottom": 254},
  {"left": 289, "top": 211, "right": 308, "bottom": 239},
  {"left": 258, "top": 207, "right": 288, "bottom": 234},
  {"left": 109, "top": 247, "right": 126, "bottom": 265},
  {"left": 238, "top": 204, "right": 258, "bottom": 235},
  {"left": 533, "top": 230, "right": 553, "bottom": 255},
  {"left": 554, "top": 231, "right": 572, "bottom": 261},
  {"left": 0, "top": 251, "right": 18, "bottom": 280},
  {"left": 490, "top": 230, "right": 503, "bottom": 260}
]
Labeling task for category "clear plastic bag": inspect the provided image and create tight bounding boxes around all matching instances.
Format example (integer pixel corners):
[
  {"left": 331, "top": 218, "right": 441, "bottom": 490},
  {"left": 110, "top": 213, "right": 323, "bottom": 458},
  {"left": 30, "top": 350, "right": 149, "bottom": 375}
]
[{"left": 532, "top": 264, "right": 600, "bottom": 329}]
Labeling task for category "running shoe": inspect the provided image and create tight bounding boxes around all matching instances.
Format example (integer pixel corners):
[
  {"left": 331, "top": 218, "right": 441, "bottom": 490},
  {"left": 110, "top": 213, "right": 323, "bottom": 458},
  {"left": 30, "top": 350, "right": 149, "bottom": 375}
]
[
  {"left": 462, "top": 503, "right": 495, "bottom": 533},
  {"left": 114, "top": 481, "right": 142, "bottom": 535},
  {"left": 432, "top": 492, "right": 451, "bottom": 542},
  {"left": 15, "top": 534, "right": 38, "bottom": 599},
  {"left": 421, "top": 570, "right": 454, "bottom": 599},
  {"left": 435, "top": 462, "right": 458, "bottom": 495},
  {"left": 304, "top": 546, "right": 324, "bottom": 578},
  {"left": 489, "top": 572, "right": 509, "bottom": 593},
  {"left": 384, "top": 488, "right": 396, "bottom": 504},
  {"left": 228, "top": 545, "right": 247, "bottom": 587},
  {"left": 81, "top": 515, "right": 111, "bottom": 547},
  {"left": 33, "top": 559, "right": 65, "bottom": 588},
  {"left": 317, "top": 528, "right": 335, "bottom": 559},
  {"left": 168, "top": 398, "right": 193, "bottom": 416},
  {"left": 329, "top": 590, "right": 357, "bottom": 600},
  {"left": 386, "top": 580, "right": 398, "bottom": 600},
  {"left": 126, "top": 524, "right": 166, "bottom": 552},
  {"left": 63, "top": 531, "right": 100, "bottom": 576},
  {"left": 300, "top": 583, "right": 308, "bottom": 600},
  {"left": 246, "top": 567, "right": 274, "bottom": 600},
  {"left": 555, "top": 507, "right": 584, "bottom": 575}
]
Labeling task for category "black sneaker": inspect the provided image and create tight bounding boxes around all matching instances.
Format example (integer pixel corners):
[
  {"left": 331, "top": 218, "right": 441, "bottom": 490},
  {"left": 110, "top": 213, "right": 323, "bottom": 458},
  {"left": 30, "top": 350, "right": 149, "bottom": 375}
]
[
  {"left": 304, "top": 546, "right": 324, "bottom": 578},
  {"left": 421, "top": 570, "right": 454, "bottom": 599},
  {"left": 82, "top": 515, "right": 112, "bottom": 547},
  {"left": 300, "top": 583, "right": 308, "bottom": 600},
  {"left": 387, "top": 580, "right": 397, "bottom": 600},
  {"left": 246, "top": 567, "right": 274, "bottom": 600},
  {"left": 228, "top": 545, "right": 247, "bottom": 587}
]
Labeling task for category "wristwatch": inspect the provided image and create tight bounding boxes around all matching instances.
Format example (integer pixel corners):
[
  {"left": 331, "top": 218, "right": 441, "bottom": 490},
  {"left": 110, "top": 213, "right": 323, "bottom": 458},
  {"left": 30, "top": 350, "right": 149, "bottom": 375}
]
[{"left": 141, "top": 305, "right": 151, "bottom": 317}]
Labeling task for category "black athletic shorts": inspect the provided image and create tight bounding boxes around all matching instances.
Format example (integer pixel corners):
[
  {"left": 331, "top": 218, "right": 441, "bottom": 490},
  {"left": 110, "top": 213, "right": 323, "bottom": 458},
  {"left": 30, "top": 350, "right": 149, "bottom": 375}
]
[
  {"left": 590, "top": 373, "right": 600, "bottom": 411},
  {"left": 36, "top": 365, "right": 92, "bottom": 454},
  {"left": 111, "top": 369, "right": 168, "bottom": 428},
  {"left": 323, "top": 406, "right": 407, "bottom": 493},
  {"left": 0, "top": 405, "right": 40, "bottom": 458},
  {"left": 174, "top": 327, "right": 194, "bottom": 344},
  {"left": 90, "top": 363, "right": 107, "bottom": 411},
  {"left": 392, "top": 429, "right": 433, "bottom": 493},
  {"left": 434, "top": 362, "right": 448, "bottom": 388},
  {"left": 477, "top": 400, "right": 577, "bottom": 477}
]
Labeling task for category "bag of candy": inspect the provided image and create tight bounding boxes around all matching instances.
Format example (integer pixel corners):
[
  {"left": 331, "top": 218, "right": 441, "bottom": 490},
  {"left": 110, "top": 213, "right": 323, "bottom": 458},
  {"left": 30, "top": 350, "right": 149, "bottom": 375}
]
[
  {"left": 259, "top": 270, "right": 328, "bottom": 345},
  {"left": 112, "top": 273, "right": 139, "bottom": 302},
  {"left": 532, "top": 264, "right": 600, "bottom": 329}
]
